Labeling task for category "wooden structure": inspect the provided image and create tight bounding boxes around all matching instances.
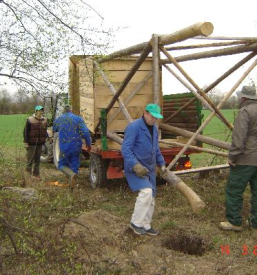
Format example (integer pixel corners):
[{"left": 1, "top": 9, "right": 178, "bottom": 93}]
[{"left": 68, "top": 22, "right": 257, "bottom": 213}]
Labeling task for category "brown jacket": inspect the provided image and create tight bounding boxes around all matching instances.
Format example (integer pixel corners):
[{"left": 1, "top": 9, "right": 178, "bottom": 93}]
[
  {"left": 23, "top": 115, "right": 48, "bottom": 145},
  {"left": 229, "top": 99, "right": 257, "bottom": 165}
]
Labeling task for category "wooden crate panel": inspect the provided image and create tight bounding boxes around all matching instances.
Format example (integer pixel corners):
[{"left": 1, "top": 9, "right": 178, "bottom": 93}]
[
  {"left": 95, "top": 94, "right": 152, "bottom": 109},
  {"left": 80, "top": 97, "right": 94, "bottom": 133},
  {"left": 93, "top": 81, "right": 152, "bottom": 101},
  {"left": 108, "top": 106, "right": 146, "bottom": 121},
  {"left": 100, "top": 59, "right": 152, "bottom": 71},
  {"left": 94, "top": 70, "right": 152, "bottom": 85},
  {"left": 108, "top": 119, "right": 130, "bottom": 132}
]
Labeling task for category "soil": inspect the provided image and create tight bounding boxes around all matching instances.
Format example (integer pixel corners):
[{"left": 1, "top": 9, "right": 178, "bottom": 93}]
[{"left": 1, "top": 162, "right": 257, "bottom": 274}]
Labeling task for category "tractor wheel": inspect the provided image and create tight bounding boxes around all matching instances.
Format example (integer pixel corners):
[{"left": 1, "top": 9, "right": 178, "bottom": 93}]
[
  {"left": 89, "top": 153, "right": 107, "bottom": 188},
  {"left": 40, "top": 139, "right": 53, "bottom": 163},
  {"left": 53, "top": 132, "right": 60, "bottom": 168}
]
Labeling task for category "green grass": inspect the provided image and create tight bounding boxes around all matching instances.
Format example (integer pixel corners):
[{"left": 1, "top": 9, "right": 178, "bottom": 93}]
[
  {"left": 191, "top": 109, "right": 237, "bottom": 167},
  {"left": 202, "top": 109, "right": 238, "bottom": 142},
  {"left": 0, "top": 110, "right": 237, "bottom": 166},
  {"left": 0, "top": 114, "right": 27, "bottom": 147}
]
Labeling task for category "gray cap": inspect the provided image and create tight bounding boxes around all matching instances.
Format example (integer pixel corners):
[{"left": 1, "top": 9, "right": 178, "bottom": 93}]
[{"left": 236, "top": 86, "right": 257, "bottom": 99}]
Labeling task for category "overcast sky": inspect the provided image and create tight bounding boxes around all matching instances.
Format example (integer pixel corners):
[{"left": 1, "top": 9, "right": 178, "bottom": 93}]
[{"left": 87, "top": 0, "right": 257, "bottom": 95}]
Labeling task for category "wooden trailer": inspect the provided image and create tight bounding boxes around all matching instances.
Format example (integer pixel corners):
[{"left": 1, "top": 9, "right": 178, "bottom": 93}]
[{"left": 69, "top": 56, "right": 201, "bottom": 188}]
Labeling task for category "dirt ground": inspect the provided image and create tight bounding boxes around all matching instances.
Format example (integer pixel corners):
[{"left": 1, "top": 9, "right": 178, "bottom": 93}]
[{"left": 1, "top": 160, "right": 257, "bottom": 274}]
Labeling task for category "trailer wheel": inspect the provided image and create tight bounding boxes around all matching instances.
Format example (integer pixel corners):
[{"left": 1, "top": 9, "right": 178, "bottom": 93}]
[
  {"left": 40, "top": 139, "right": 53, "bottom": 163},
  {"left": 53, "top": 132, "right": 60, "bottom": 168},
  {"left": 89, "top": 153, "right": 107, "bottom": 188}
]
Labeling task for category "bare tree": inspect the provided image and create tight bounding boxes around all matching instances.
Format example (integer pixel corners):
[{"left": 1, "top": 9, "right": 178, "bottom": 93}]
[{"left": 0, "top": 0, "right": 114, "bottom": 96}]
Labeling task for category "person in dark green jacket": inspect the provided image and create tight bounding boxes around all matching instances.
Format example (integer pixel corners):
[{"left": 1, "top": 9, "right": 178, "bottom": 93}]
[{"left": 220, "top": 86, "right": 257, "bottom": 231}]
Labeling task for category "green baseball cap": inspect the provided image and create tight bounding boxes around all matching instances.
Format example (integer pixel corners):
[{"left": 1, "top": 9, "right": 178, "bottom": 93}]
[
  {"left": 145, "top": 103, "right": 163, "bottom": 119},
  {"left": 35, "top": 105, "right": 44, "bottom": 111}
]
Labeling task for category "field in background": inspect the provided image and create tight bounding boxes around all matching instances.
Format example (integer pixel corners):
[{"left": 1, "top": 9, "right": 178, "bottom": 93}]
[
  {"left": 190, "top": 109, "right": 237, "bottom": 167},
  {"left": 0, "top": 110, "right": 237, "bottom": 166}
]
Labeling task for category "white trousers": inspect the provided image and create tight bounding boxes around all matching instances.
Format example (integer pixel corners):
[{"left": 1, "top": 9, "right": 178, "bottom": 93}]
[{"left": 131, "top": 188, "right": 155, "bottom": 230}]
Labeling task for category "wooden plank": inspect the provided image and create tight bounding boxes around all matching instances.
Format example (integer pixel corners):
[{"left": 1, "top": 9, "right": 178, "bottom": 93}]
[
  {"left": 78, "top": 58, "right": 95, "bottom": 132},
  {"left": 95, "top": 94, "right": 152, "bottom": 109},
  {"left": 94, "top": 82, "right": 152, "bottom": 97},
  {"left": 94, "top": 70, "right": 153, "bottom": 85},
  {"left": 100, "top": 58, "right": 152, "bottom": 71}
]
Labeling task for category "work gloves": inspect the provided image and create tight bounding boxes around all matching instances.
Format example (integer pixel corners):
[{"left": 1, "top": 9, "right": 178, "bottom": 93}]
[{"left": 133, "top": 163, "right": 149, "bottom": 178}]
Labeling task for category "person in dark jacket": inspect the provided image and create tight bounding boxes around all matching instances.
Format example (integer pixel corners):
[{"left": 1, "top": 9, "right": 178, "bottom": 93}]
[
  {"left": 121, "top": 103, "right": 166, "bottom": 236},
  {"left": 53, "top": 105, "right": 91, "bottom": 188},
  {"left": 23, "top": 105, "right": 48, "bottom": 180},
  {"left": 220, "top": 86, "right": 257, "bottom": 231}
]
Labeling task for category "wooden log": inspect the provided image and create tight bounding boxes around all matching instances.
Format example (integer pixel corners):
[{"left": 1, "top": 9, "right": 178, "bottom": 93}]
[
  {"left": 152, "top": 35, "right": 161, "bottom": 105},
  {"left": 162, "top": 170, "right": 205, "bottom": 213},
  {"left": 98, "top": 22, "right": 214, "bottom": 63},
  {"left": 194, "top": 36, "right": 257, "bottom": 41},
  {"left": 160, "top": 123, "right": 231, "bottom": 150},
  {"left": 165, "top": 40, "right": 251, "bottom": 51},
  {"left": 159, "top": 140, "right": 228, "bottom": 157},
  {"left": 174, "top": 164, "right": 230, "bottom": 175},
  {"left": 161, "top": 42, "right": 257, "bottom": 64}
]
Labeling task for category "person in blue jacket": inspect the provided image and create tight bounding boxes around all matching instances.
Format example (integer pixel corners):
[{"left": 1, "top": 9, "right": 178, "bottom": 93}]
[
  {"left": 53, "top": 105, "right": 91, "bottom": 188},
  {"left": 121, "top": 103, "right": 166, "bottom": 236}
]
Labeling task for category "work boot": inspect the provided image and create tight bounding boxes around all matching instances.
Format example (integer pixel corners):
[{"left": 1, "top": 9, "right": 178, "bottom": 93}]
[
  {"left": 145, "top": 227, "right": 159, "bottom": 236},
  {"left": 246, "top": 219, "right": 257, "bottom": 231},
  {"left": 70, "top": 174, "right": 77, "bottom": 189},
  {"left": 129, "top": 223, "right": 146, "bottom": 235},
  {"left": 60, "top": 166, "right": 77, "bottom": 188},
  {"left": 219, "top": 221, "right": 243, "bottom": 232}
]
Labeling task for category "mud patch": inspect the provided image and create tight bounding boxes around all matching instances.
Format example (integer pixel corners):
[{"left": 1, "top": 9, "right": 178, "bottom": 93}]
[{"left": 163, "top": 231, "right": 207, "bottom": 256}]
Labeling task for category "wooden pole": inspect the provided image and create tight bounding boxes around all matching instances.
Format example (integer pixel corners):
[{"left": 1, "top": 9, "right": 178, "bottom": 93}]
[
  {"left": 166, "top": 56, "right": 257, "bottom": 170},
  {"left": 174, "top": 164, "right": 230, "bottom": 175},
  {"left": 93, "top": 61, "right": 133, "bottom": 124},
  {"left": 159, "top": 123, "right": 231, "bottom": 150},
  {"left": 152, "top": 35, "right": 161, "bottom": 105},
  {"left": 161, "top": 42, "right": 257, "bottom": 64},
  {"left": 159, "top": 140, "right": 228, "bottom": 157},
  {"left": 165, "top": 40, "right": 252, "bottom": 51},
  {"left": 163, "top": 51, "right": 257, "bottom": 123},
  {"left": 160, "top": 46, "right": 234, "bottom": 131},
  {"left": 98, "top": 22, "right": 214, "bottom": 63}
]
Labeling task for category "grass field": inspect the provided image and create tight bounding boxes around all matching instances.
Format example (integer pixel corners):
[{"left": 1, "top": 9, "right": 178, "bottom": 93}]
[
  {"left": 190, "top": 109, "right": 237, "bottom": 167},
  {"left": 0, "top": 114, "right": 27, "bottom": 146},
  {"left": 0, "top": 110, "right": 236, "bottom": 165}
]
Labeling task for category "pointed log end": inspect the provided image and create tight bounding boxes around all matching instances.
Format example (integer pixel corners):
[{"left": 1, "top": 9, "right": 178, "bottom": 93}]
[
  {"left": 199, "top": 22, "right": 214, "bottom": 37},
  {"left": 192, "top": 200, "right": 206, "bottom": 214}
]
